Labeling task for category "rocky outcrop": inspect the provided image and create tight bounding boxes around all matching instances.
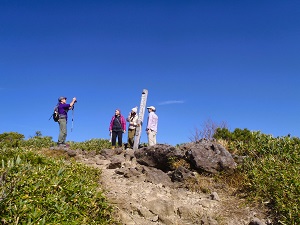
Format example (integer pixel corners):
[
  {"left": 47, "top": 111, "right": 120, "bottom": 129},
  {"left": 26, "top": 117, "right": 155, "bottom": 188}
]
[
  {"left": 134, "top": 141, "right": 237, "bottom": 175},
  {"left": 58, "top": 141, "right": 269, "bottom": 225},
  {"left": 182, "top": 140, "right": 237, "bottom": 174}
]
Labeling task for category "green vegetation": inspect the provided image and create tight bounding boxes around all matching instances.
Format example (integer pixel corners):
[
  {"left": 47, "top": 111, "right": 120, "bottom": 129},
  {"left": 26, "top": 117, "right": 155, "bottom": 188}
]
[
  {"left": 1, "top": 129, "right": 299, "bottom": 224},
  {"left": 69, "top": 138, "right": 111, "bottom": 153},
  {"left": 214, "top": 128, "right": 300, "bottom": 225},
  {"left": 0, "top": 132, "right": 55, "bottom": 149},
  {"left": 0, "top": 132, "right": 116, "bottom": 224}
]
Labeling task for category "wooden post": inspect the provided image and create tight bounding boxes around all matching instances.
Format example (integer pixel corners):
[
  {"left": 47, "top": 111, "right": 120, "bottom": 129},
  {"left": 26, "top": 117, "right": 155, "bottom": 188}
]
[{"left": 133, "top": 89, "right": 148, "bottom": 150}]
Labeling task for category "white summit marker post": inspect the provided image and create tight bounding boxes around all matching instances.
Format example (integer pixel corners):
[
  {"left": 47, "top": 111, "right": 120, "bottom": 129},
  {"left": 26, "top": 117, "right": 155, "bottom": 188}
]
[{"left": 133, "top": 89, "right": 148, "bottom": 150}]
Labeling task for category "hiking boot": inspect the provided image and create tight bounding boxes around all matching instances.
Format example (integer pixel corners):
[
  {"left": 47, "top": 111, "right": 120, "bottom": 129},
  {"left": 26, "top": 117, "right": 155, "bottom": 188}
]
[{"left": 111, "top": 146, "right": 115, "bottom": 150}]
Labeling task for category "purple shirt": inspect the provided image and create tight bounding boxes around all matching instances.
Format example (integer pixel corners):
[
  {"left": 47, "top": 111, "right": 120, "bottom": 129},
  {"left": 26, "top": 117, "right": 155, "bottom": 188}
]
[{"left": 58, "top": 103, "right": 70, "bottom": 120}]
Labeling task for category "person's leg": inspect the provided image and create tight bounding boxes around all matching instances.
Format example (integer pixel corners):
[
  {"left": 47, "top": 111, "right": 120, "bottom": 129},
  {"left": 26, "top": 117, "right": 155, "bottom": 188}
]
[
  {"left": 148, "top": 130, "right": 156, "bottom": 146},
  {"left": 58, "top": 119, "right": 67, "bottom": 145},
  {"left": 111, "top": 131, "right": 117, "bottom": 148},
  {"left": 117, "top": 131, "right": 123, "bottom": 147},
  {"left": 128, "top": 129, "right": 135, "bottom": 148},
  {"left": 62, "top": 120, "right": 67, "bottom": 144},
  {"left": 153, "top": 131, "right": 157, "bottom": 145},
  {"left": 147, "top": 132, "right": 152, "bottom": 146}
]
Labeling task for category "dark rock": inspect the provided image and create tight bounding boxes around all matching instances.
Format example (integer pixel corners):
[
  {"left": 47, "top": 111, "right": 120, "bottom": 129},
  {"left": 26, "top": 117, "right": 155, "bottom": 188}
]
[
  {"left": 66, "top": 149, "right": 77, "bottom": 157},
  {"left": 142, "top": 166, "right": 173, "bottom": 187},
  {"left": 100, "top": 148, "right": 122, "bottom": 159},
  {"left": 107, "top": 155, "right": 125, "bottom": 169},
  {"left": 184, "top": 141, "right": 237, "bottom": 174},
  {"left": 115, "top": 167, "right": 143, "bottom": 178},
  {"left": 134, "top": 144, "right": 185, "bottom": 172},
  {"left": 249, "top": 217, "right": 265, "bottom": 225},
  {"left": 170, "top": 166, "right": 195, "bottom": 182}
]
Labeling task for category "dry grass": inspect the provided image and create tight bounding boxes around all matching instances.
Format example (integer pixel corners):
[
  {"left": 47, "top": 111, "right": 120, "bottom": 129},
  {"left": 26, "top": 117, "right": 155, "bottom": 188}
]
[
  {"left": 170, "top": 158, "right": 191, "bottom": 170},
  {"left": 38, "top": 148, "right": 70, "bottom": 159}
]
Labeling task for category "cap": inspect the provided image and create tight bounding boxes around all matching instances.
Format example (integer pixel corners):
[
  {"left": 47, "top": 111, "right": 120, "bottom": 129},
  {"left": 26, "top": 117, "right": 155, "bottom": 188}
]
[
  {"left": 147, "top": 106, "right": 156, "bottom": 111},
  {"left": 131, "top": 107, "right": 138, "bottom": 113},
  {"left": 58, "top": 96, "right": 67, "bottom": 101}
]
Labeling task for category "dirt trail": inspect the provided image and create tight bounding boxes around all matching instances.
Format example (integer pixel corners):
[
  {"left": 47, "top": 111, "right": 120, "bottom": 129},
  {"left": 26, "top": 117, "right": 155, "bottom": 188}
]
[{"left": 74, "top": 150, "right": 269, "bottom": 225}]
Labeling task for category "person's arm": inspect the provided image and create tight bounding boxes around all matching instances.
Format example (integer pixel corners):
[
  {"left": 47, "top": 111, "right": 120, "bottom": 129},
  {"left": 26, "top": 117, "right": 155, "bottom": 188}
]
[
  {"left": 109, "top": 117, "right": 113, "bottom": 132},
  {"left": 133, "top": 115, "right": 139, "bottom": 126},
  {"left": 121, "top": 116, "right": 126, "bottom": 133},
  {"left": 69, "top": 97, "right": 77, "bottom": 108},
  {"left": 126, "top": 113, "right": 131, "bottom": 122}
]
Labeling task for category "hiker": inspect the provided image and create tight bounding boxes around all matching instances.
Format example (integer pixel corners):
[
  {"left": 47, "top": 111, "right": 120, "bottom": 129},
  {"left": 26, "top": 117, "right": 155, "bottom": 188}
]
[
  {"left": 146, "top": 106, "right": 158, "bottom": 146},
  {"left": 57, "top": 96, "right": 77, "bottom": 147},
  {"left": 126, "top": 106, "right": 139, "bottom": 149},
  {"left": 109, "top": 109, "right": 126, "bottom": 149}
]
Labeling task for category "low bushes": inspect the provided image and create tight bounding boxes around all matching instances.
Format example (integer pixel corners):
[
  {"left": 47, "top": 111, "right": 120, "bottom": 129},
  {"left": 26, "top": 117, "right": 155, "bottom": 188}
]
[
  {"left": 214, "top": 128, "right": 300, "bottom": 225},
  {"left": 0, "top": 147, "right": 115, "bottom": 224}
]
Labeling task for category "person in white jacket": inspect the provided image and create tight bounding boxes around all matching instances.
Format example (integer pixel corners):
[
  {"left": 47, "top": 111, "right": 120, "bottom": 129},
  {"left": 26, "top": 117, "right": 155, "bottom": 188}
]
[
  {"left": 146, "top": 106, "right": 158, "bottom": 146},
  {"left": 126, "top": 107, "right": 139, "bottom": 149}
]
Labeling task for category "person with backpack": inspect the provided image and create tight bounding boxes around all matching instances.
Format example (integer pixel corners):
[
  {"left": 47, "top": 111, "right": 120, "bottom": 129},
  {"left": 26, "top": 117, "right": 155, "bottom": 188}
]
[
  {"left": 57, "top": 96, "right": 77, "bottom": 147},
  {"left": 109, "top": 109, "right": 126, "bottom": 149},
  {"left": 126, "top": 106, "right": 139, "bottom": 149}
]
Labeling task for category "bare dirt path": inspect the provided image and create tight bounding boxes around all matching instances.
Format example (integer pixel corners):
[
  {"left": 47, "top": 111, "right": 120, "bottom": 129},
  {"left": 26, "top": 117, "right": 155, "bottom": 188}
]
[{"left": 74, "top": 149, "right": 269, "bottom": 225}]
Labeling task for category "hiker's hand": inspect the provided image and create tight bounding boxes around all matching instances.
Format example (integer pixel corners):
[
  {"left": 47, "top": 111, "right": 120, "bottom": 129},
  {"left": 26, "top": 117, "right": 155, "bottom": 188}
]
[
  {"left": 123, "top": 130, "right": 126, "bottom": 133},
  {"left": 73, "top": 97, "right": 77, "bottom": 102}
]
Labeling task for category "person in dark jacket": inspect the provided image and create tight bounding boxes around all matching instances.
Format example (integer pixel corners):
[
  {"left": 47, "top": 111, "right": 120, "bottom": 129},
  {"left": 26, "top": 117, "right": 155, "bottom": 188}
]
[{"left": 109, "top": 109, "right": 126, "bottom": 149}]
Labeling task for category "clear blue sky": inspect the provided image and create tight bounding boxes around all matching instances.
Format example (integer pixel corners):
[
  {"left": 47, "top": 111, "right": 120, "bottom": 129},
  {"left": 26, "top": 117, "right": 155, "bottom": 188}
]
[{"left": 1, "top": 0, "right": 300, "bottom": 146}]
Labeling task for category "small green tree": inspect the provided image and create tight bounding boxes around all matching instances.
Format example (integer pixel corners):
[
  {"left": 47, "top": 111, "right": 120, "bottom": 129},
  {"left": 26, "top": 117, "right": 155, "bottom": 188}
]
[{"left": 35, "top": 131, "right": 42, "bottom": 137}]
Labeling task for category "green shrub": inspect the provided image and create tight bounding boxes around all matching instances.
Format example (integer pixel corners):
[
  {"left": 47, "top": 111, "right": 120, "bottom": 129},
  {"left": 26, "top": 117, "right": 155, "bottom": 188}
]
[
  {"left": 214, "top": 129, "right": 300, "bottom": 225},
  {"left": 0, "top": 147, "right": 115, "bottom": 224},
  {"left": 69, "top": 138, "right": 111, "bottom": 153},
  {"left": 21, "top": 136, "right": 56, "bottom": 149},
  {"left": 0, "top": 132, "right": 25, "bottom": 148}
]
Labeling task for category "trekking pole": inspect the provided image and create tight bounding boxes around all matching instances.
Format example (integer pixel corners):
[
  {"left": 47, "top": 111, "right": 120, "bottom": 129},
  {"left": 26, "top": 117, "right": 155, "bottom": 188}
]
[
  {"left": 71, "top": 102, "right": 76, "bottom": 132},
  {"left": 71, "top": 109, "right": 74, "bottom": 132},
  {"left": 109, "top": 132, "right": 112, "bottom": 142}
]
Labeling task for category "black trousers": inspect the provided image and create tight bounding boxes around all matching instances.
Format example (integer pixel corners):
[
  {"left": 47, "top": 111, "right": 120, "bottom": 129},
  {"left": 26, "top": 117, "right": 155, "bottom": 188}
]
[{"left": 111, "top": 131, "right": 123, "bottom": 147}]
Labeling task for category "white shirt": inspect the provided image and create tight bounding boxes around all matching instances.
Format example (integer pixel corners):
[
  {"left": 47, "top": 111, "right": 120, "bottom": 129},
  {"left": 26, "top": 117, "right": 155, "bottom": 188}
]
[{"left": 146, "top": 111, "right": 158, "bottom": 132}]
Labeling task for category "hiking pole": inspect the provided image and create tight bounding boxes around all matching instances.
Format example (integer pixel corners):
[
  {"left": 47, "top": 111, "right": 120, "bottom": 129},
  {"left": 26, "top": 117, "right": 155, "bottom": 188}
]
[
  {"left": 71, "top": 109, "right": 74, "bottom": 132},
  {"left": 109, "top": 132, "right": 112, "bottom": 142},
  {"left": 71, "top": 100, "right": 77, "bottom": 132}
]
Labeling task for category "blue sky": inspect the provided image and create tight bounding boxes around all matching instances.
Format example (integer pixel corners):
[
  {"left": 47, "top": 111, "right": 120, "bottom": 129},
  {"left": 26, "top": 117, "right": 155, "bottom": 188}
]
[{"left": 1, "top": 0, "right": 300, "bottom": 146}]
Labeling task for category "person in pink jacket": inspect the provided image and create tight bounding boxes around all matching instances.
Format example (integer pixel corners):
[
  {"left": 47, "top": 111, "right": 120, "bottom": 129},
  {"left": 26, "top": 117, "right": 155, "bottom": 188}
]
[{"left": 109, "top": 109, "right": 126, "bottom": 149}]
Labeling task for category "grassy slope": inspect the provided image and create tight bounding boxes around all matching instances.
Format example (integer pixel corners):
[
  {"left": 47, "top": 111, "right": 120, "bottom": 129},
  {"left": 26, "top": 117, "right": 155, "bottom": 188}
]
[{"left": 0, "top": 146, "right": 115, "bottom": 225}]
